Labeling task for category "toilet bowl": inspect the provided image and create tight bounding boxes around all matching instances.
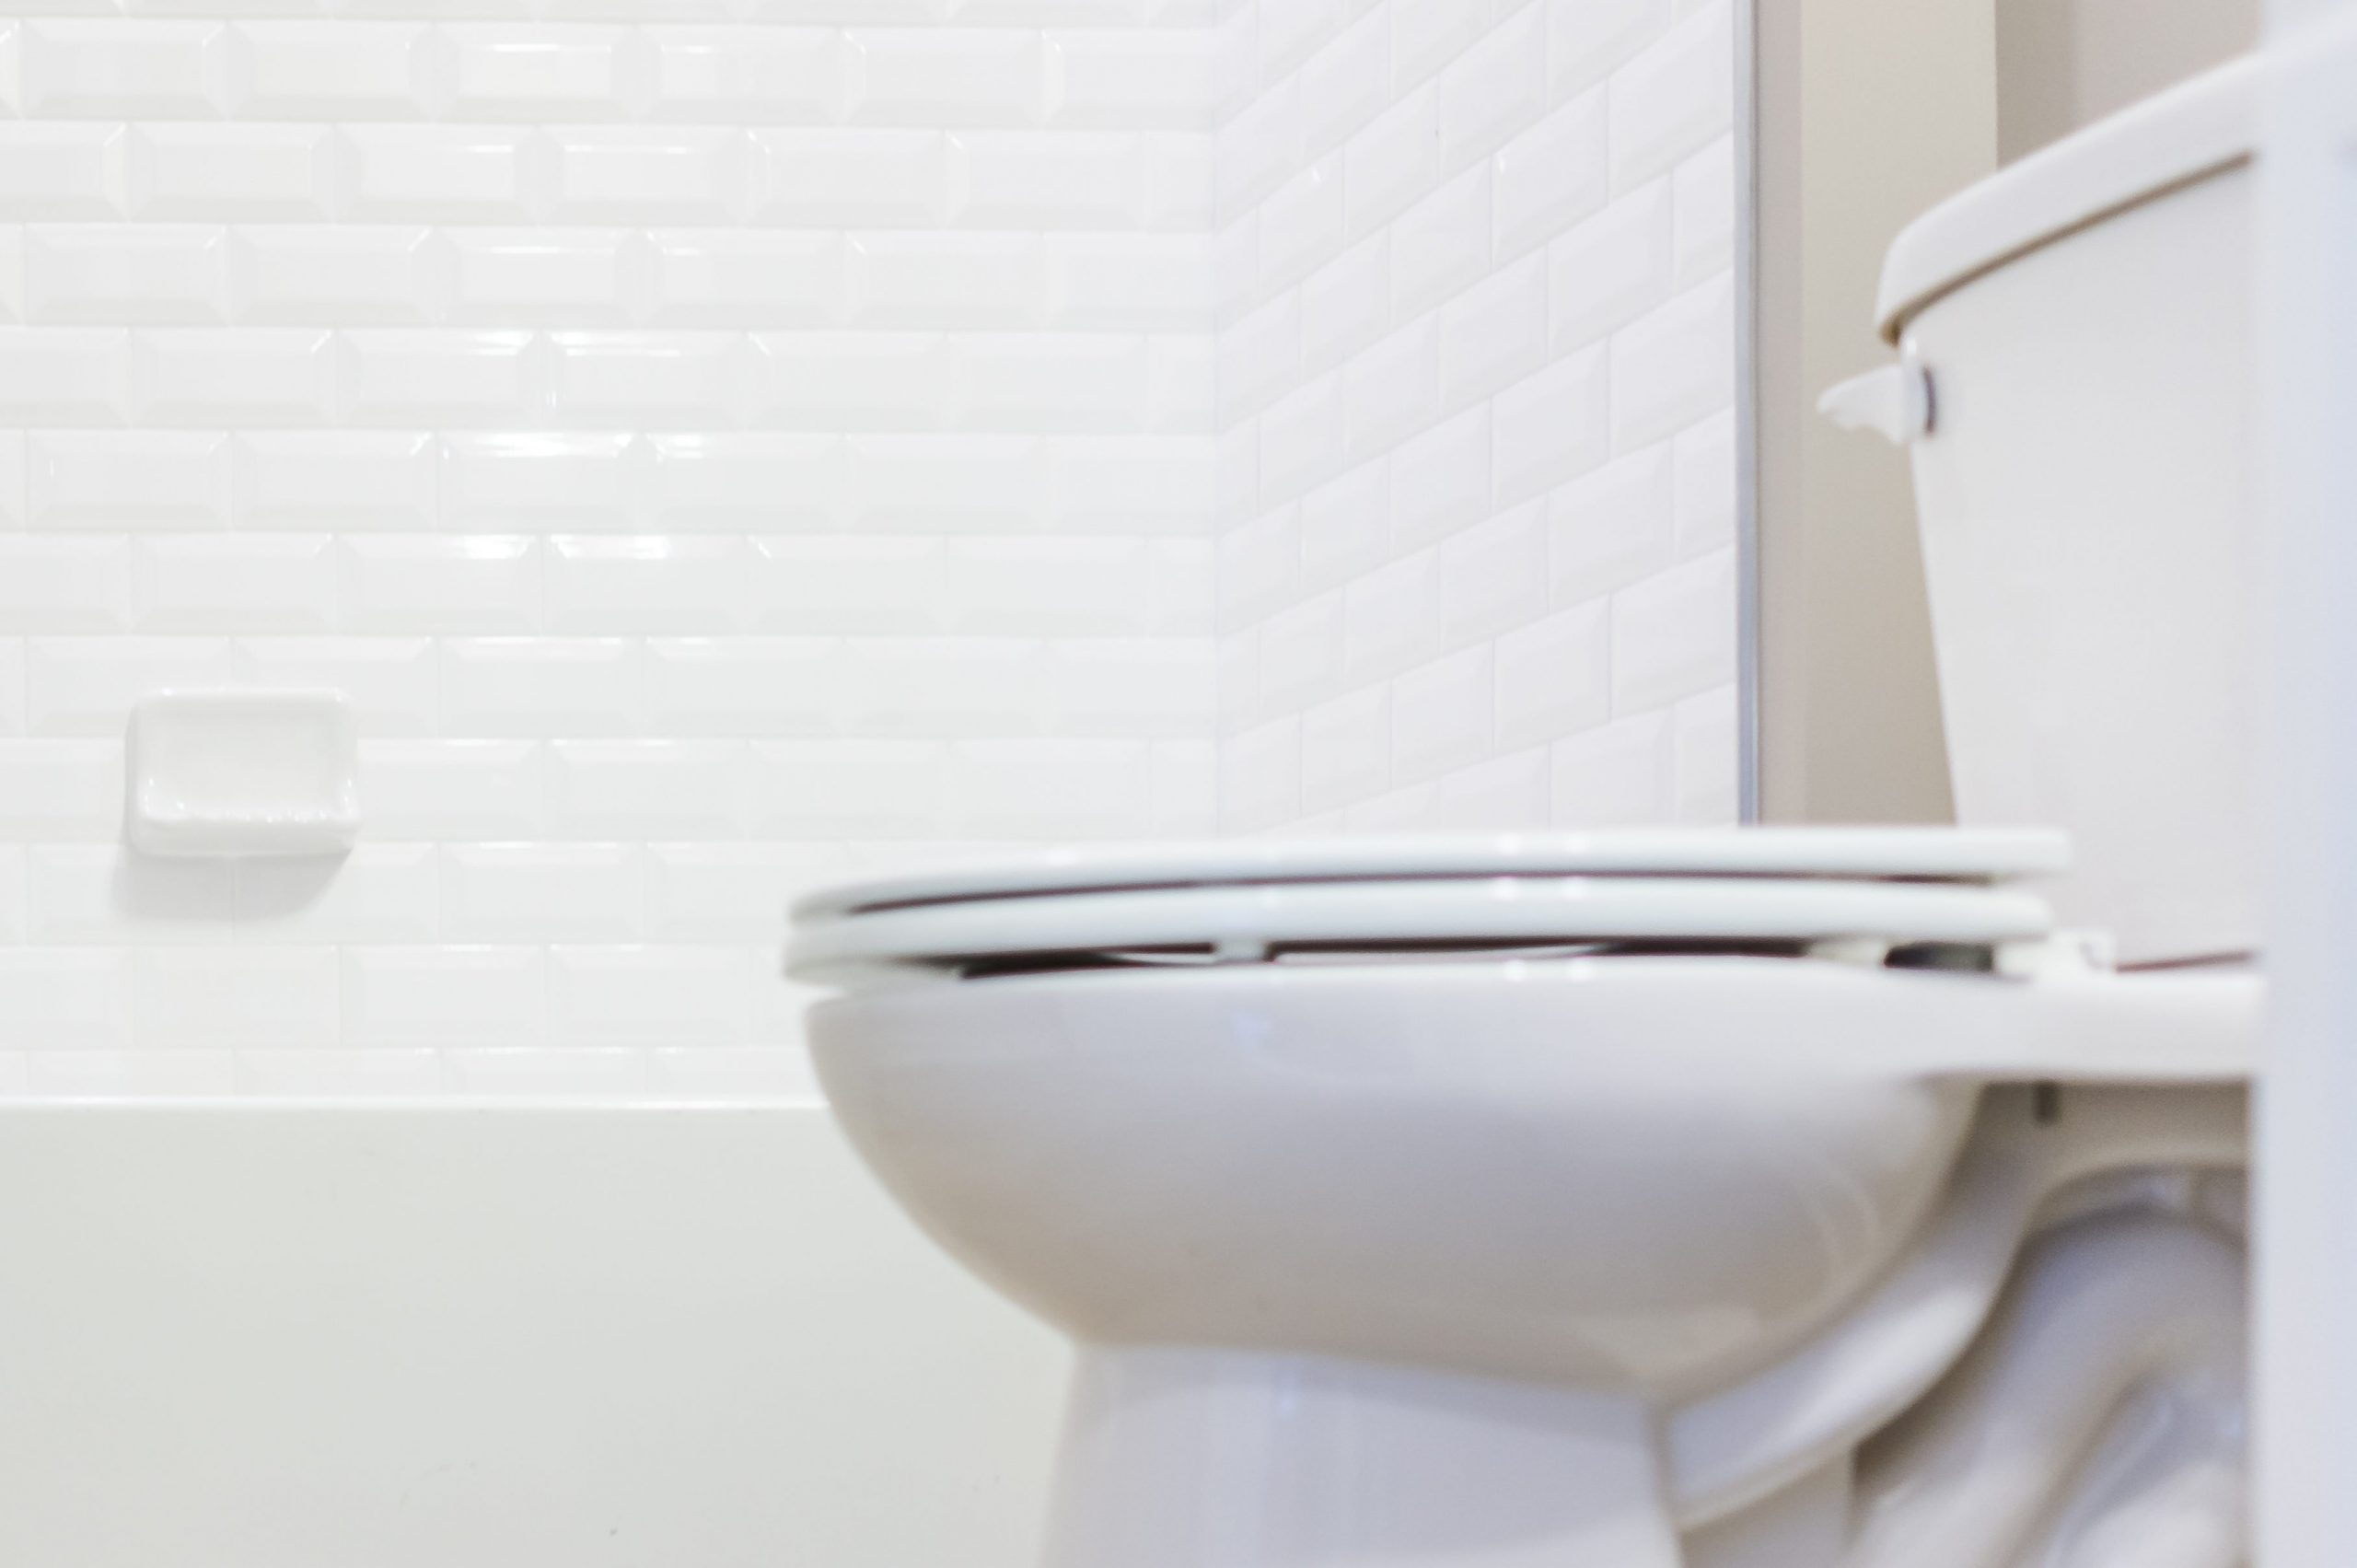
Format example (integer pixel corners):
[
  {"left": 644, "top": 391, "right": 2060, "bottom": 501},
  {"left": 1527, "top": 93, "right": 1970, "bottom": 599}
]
[
  {"left": 790, "top": 833, "right": 2255, "bottom": 1565},
  {"left": 788, "top": 53, "right": 2263, "bottom": 1568}
]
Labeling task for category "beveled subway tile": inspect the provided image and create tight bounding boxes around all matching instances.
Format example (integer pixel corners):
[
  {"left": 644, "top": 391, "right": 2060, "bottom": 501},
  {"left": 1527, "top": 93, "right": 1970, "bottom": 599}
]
[
  {"left": 24, "top": 635, "right": 238, "bottom": 736},
  {"left": 957, "top": 331, "right": 1152, "bottom": 432},
  {"left": 1549, "top": 443, "right": 1677, "bottom": 606},
  {"left": 843, "top": 433, "right": 1046, "bottom": 531},
  {"left": 545, "top": 738, "right": 751, "bottom": 839},
  {"left": 441, "top": 432, "right": 638, "bottom": 532},
  {"left": 1436, "top": 0, "right": 1545, "bottom": 169},
  {"left": 361, "top": 739, "right": 545, "bottom": 840},
  {"left": 545, "top": 331, "right": 754, "bottom": 429},
  {"left": 0, "top": 641, "right": 23, "bottom": 736},
  {"left": 1215, "top": 69, "right": 1297, "bottom": 220},
  {"left": 234, "top": 842, "right": 440, "bottom": 944},
  {"left": 547, "top": 944, "right": 750, "bottom": 1047},
  {"left": 844, "top": 27, "right": 1047, "bottom": 127},
  {"left": 441, "top": 842, "right": 643, "bottom": 942},
  {"left": 1045, "top": 29, "right": 1220, "bottom": 130},
  {"left": 339, "top": 124, "right": 536, "bottom": 223},
  {"left": 128, "top": 124, "right": 335, "bottom": 221},
  {"left": 334, "top": 0, "right": 540, "bottom": 23},
  {"left": 236, "top": 21, "right": 432, "bottom": 121},
  {"left": 235, "top": 431, "right": 437, "bottom": 532},
  {"left": 1255, "top": 369, "right": 1346, "bottom": 509},
  {"left": 848, "top": 231, "right": 1043, "bottom": 329},
  {"left": 0, "top": 739, "right": 123, "bottom": 839},
  {"left": 1550, "top": 0, "right": 1676, "bottom": 103},
  {"left": 542, "top": 126, "right": 758, "bottom": 224},
  {"left": 1301, "top": 232, "right": 1386, "bottom": 372},
  {"left": 0, "top": 0, "right": 1729, "bottom": 1076},
  {"left": 30, "top": 430, "right": 232, "bottom": 529},
  {"left": 750, "top": 127, "right": 948, "bottom": 226},
  {"left": 747, "top": 535, "right": 943, "bottom": 632},
  {"left": 131, "top": 327, "right": 335, "bottom": 424},
  {"left": 545, "top": 534, "right": 753, "bottom": 633},
  {"left": 643, "top": 27, "right": 848, "bottom": 125},
  {"left": 1138, "top": 130, "right": 1213, "bottom": 229},
  {"left": 342, "top": 945, "right": 546, "bottom": 1050},
  {"left": 1608, "top": 0, "right": 1732, "bottom": 194},
  {"left": 25, "top": 224, "right": 228, "bottom": 324},
  {"left": 232, "top": 226, "right": 437, "bottom": 325},
  {"left": 1673, "top": 407, "right": 1736, "bottom": 556},
  {"left": 442, "top": 636, "right": 644, "bottom": 738},
  {"left": 0, "top": 947, "right": 135, "bottom": 1049},
  {"left": 0, "top": 124, "right": 130, "bottom": 219},
  {"left": 1608, "top": 272, "right": 1734, "bottom": 453},
  {"left": 749, "top": 330, "right": 956, "bottom": 431},
  {"left": 836, "top": 635, "right": 1047, "bottom": 738},
  {"left": 443, "top": 24, "right": 636, "bottom": 122},
  {"left": 134, "top": 533, "right": 339, "bottom": 633},
  {"left": 641, "top": 229, "right": 844, "bottom": 329},
  {"left": 946, "top": 737, "right": 1155, "bottom": 838},
  {"left": 1146, "top": 736, "right": 1217, "bottom": 834},
  {"left": 1609, "top": 543, "right": 1736, "bottom": 714},
  {"left": 20, "top": 20, "right": 228, "bottom": 120},
  {"left": 941, "top": 535, "right": 1161, "bottom": 633},
  {"left": 238, "top": 636, "right": 438, "bottom": 735},
  {"left": 1297, "top": 8, "right": 1387, "bottom": 158},
  {"left": 339, "top": 328, "right": 539, "bottom": 425},
  {"left": 948, "top": 128, "right": 1142, "bottom": 227},
  {"left": 0, "top": 537, "right": 136, "bottom": 633},
  {"left": 132, "top": 945, "right": 340, "bottom": 1046},
  {"left": 339, "top": 535, "right": 541, "bottom": 633},
  {"left": 1044, "top": 232, "right": 1215, "bottom": 331},
  {"left": 1050, "top": 434, "right": 1218, "bottom": 533},
  {"left": 441, "top": 228, "right": 635, "bottom": 327},
  {"left": 1038, "top": 637, "right": 1215, "bottom": 738},
  {"left": 642, "top": 636, "right": 842, "bottom": 737},
  {"left": 638, "top": 433, "right": 845, "bottom": 532},
  {"left": 0, "top": 327, "right": 129, "bottom": 424},
  {"left": 748, "top": 738, "right": 946, "bottom": 836},
  {"left": 28, "top": 844, "right": 237, "bottom": 945}
]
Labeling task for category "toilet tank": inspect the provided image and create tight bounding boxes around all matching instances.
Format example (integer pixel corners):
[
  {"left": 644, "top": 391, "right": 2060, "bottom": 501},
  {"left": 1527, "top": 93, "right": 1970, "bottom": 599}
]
[{"left": 1870, "top": 58, "right": 2258, "bottom": 965}]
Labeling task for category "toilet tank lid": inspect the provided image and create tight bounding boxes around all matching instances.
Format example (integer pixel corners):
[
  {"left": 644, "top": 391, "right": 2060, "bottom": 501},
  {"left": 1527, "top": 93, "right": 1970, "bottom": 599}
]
[{"left": 1876, "top": 54, "right": 2257, "bottom": 343}]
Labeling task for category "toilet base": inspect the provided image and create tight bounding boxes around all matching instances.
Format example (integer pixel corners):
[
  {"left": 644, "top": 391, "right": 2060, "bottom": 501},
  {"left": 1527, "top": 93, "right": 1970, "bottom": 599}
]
[{"left": 1039, "top": 1348, "right": 1680, "bottom": 1568}]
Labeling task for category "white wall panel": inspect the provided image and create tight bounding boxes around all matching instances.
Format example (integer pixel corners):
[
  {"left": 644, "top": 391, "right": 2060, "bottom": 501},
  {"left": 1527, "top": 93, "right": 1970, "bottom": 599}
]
[
  {"left": 0, "top": 0, "right": 1738, "bottom": 1089},
  {"left": 0, "top": 4, "right": 1220, "bottom": 1090},
  {"left": 1213, "top": 0, "right": 1738, "bottom": 834}
]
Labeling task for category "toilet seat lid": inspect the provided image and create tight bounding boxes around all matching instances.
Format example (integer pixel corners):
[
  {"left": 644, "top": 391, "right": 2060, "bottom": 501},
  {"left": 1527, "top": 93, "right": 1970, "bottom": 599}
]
[{"left": 787, "top": 829, "right": 2067, "bottom": 980}]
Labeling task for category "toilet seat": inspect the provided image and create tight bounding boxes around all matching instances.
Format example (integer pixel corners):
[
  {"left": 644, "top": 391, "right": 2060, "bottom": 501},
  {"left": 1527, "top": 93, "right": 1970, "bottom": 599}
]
[{"left": 788, "top": 829, "right": 2071, "bottom": 981}]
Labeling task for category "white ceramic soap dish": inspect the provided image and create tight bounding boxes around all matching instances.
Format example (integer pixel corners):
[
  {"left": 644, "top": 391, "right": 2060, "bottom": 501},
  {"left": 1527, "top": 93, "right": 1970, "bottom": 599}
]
[{"left": 127, "top": 691, "right": 361, "bottom": 859}]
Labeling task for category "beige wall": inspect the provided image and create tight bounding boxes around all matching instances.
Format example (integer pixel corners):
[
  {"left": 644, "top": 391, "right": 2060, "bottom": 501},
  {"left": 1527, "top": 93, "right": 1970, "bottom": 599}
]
[
  {"left": 1753, "top": 0, "right": 2250, "bottom": 825},
  {"left": 1997, "top": 0, "right": 2258, "bottom": 162},
  {"left": 1755, "top": 0, "right": 1993, "bottom": 824}
]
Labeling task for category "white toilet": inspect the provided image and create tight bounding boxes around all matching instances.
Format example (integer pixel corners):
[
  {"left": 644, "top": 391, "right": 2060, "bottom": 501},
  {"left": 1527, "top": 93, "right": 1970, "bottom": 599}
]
[{"left": 788, "top": 58, "right": 2263, "bottom": 1568}]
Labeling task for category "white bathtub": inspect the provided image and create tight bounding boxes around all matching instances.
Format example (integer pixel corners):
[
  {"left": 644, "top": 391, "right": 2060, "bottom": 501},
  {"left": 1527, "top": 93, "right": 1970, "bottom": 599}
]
[{"left": 0, "top": 1103, "right": 1065, "bottom": 1567}]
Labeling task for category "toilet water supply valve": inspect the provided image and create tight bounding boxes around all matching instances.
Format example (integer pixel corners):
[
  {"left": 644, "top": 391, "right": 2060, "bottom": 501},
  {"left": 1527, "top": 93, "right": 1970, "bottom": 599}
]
[{"left": 1817, "top": 343, "right": 1937, "bottom": 443}]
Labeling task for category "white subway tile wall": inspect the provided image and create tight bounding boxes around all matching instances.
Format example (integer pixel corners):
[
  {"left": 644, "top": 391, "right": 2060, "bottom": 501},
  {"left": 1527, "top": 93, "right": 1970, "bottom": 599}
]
[
  {"left": 1213, "top": 0, "right": 1739, "bottom": 835},
  {"left": 0, "top": 0, "right": 1742, "bottom": 1095},
  {"left": 0, "top": 0, "right": 1226, "bottom": 1093}
]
